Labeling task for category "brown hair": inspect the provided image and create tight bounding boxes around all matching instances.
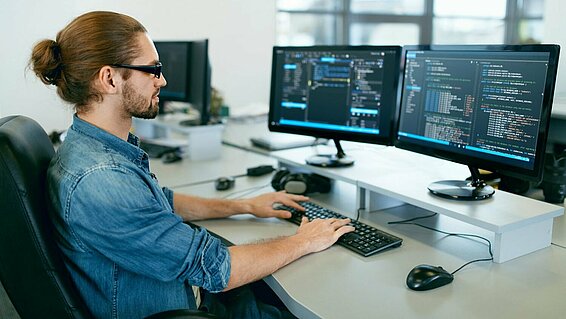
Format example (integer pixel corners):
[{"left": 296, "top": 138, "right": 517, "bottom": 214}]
[{"left": 29, "top": 11, "right": 147, "bottom": 111}]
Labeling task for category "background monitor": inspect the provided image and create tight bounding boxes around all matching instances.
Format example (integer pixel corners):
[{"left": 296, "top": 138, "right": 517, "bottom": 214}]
[
  {"left": 396, "top": 45, "right": 560, "bottom": 200},
  {"left": 154, "top": 40, "right": 212, "bottom": 125},
  {"left": 268, "top": 45, "right": 402, "bottom": 167}
]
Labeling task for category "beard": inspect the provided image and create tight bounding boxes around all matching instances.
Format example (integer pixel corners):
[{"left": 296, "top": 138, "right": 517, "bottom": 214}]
[{"left": 122, "top": 82, "right": 159, "bottom": 119}]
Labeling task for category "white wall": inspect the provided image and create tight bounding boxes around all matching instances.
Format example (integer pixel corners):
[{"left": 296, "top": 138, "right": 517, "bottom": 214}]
[
  {"left": 544, "top": 0, "right": 566, "bottom": 97},
  {"left": 0, "top": 0, "right": 276, "bottom": 133},
  {"left": 543, "top": 0, "right": 566, "bottom": 118},
  {"left": 544, "top": 0, "right": 566, "bottom": 98}
]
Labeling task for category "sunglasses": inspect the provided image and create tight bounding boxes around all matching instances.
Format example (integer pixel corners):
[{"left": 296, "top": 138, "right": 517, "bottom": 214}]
[{"left": 111, "top": 62, "right": 162, "bottom": 79}]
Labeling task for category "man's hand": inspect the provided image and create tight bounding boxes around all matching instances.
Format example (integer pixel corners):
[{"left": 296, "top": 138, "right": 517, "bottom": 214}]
[
  {"left": 241, "top": 191, "right": 309, "bottom": 219},
  {"left": 294, "top": 217, "right": 355, "bottom": 254},
  {"left": 225, "top": 215, "right": 355, "bottom": 291}
]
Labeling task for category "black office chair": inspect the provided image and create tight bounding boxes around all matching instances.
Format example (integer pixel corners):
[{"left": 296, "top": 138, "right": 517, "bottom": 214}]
[{"left": 0, "top": 115, "right": 216, "bottom": 319}]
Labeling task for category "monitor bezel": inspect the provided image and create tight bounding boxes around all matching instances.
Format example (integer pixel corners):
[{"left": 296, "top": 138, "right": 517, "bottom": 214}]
[
  {"left": 188, "top": 39, "right": 212, "bottom": 125},
  {"left": 394, "top": 44, "right": 560, "bottom": 182},
  {"left": 268, "top": 45, "right": 403, "bottom": 146},
  {"left": 154, "top": 41, "right": 192, "bottom": 102},
  {"left": 154, "top": 40, "right": 212, "bottom": 125}
]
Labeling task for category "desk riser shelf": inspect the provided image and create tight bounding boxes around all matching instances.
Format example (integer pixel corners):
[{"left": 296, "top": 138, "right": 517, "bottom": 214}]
[{"left": 272, "top": 146, "right": 564, "bottom": 263}]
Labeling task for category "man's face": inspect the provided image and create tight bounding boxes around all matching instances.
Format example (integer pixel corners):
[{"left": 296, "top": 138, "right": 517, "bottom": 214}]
[
  {"left": 121, "top": 33, "right": 167, "bottom": 119},
  {"left": 122, "top": 80, "right": 159, "bottom": 119}
]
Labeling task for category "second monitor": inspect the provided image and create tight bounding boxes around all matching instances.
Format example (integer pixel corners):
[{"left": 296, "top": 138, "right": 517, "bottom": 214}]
[
  {"left": 269, "top": 45, "right": 402, "bottom": 167},
  {"left": 154, "top": 40, "right": 212, "bottom": 125},
  {"left": 396, "top": 45, "right": 560, "bottom": 200}
]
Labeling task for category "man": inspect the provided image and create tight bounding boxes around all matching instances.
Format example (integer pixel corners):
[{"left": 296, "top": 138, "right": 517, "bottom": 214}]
[{"left": 29, "top": 11, "right": 354, "bottom": 319}]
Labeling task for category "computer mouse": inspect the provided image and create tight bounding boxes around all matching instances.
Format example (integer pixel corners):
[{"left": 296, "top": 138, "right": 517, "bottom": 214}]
[
  {"left": 215, "top": 176, "right": 235, "bottom": 191},
  {"left": 162, "top": 152, "right": 182, "bottom": 164},
  {"left": 406, "top": 264, "right": 454, "bottom": 291}
]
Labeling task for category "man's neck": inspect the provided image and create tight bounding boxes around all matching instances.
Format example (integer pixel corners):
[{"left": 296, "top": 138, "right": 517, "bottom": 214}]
[{"left": 77, "top": 105, "right": 132, "bottom": 141}]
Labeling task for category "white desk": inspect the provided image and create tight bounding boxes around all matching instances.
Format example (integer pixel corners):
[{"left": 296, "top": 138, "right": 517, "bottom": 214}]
[{"left": 153, "top": 144, "right": 566, "bottom": 319}]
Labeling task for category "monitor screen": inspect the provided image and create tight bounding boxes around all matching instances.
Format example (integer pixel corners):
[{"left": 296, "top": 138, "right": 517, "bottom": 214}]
[
  {"left": 396, "top": 45, "right": 560, "bottom": 200},
  {"left": 269, "top": 45, "right": 402, "bottom": 167},
  {"left": 154, "top": 40, "right": 212, "bottom": 125}
]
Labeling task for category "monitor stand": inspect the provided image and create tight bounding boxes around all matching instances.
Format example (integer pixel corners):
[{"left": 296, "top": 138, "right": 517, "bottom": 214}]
[
  {"left": 427, "top": 166, "right": 495, "bottom": 200},
  {"left": 306, "top": 139, "right": 354, "bottom": 168}
]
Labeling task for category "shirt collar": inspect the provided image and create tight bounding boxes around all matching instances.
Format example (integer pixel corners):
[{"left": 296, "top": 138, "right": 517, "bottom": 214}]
[{"left": 71, "top": 114, "right": 146, "bottom": 164}]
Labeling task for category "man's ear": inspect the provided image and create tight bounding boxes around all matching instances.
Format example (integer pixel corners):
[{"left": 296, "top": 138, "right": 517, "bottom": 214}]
[{"left": 95, "top": 66, "right": 121, "bottom": 93}]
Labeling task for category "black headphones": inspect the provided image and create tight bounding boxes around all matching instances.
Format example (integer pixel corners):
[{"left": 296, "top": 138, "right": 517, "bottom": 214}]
[{"left": 271, "top": 168, "right": 331, "bottom": 195}]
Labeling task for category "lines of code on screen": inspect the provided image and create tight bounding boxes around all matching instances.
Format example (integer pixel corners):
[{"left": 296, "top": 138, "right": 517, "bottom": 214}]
[
  {"left": 398, "top": 50, "right": 550, "bottom": 169},
  {"left": 273, "top": 49, "right": 398, "bottom": 135}
]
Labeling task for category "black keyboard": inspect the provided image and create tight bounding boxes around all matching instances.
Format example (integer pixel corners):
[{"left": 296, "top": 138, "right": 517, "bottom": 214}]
[
  {"left": 139, "top": 141, "right": 179, "bottom": 158},
  {"left": 281, "top": 202, "right": 403, "bottom": 257}
]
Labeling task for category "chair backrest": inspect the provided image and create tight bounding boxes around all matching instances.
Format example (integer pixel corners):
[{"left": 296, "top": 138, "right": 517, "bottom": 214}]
[{"left": 0, "top": 115, "right": 91, "bottom": 318}]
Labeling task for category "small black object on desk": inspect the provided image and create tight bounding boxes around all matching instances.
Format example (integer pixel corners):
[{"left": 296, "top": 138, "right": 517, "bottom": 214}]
[
  {"left": 247, "top": 165, "right": 275, "bottom": 176},
  {"left": 162, "top": 151, "right": 182, "bottom": 164},
  {"left": 406, "top": 264, "right": 454, "bottom": 291},
  {"left": 215, "top": 177, "right": 235, "bottom": 191},
  {"left": 139, "top": 140, "right": 180, "bottom": 159}
]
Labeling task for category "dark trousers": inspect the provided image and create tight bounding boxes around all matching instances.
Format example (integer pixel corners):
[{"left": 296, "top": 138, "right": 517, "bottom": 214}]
[{"left": 199, "top": 280, "right": 297, "bottom": 319}]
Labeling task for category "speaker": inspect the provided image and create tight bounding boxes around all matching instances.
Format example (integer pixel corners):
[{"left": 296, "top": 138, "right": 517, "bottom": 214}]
[{"left": 271, "top": 168, "right": 331, "bottom": 195}]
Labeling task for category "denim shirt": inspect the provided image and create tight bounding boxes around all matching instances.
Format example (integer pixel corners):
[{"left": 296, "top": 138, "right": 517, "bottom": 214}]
[{"left": 47, "top": 115, "right": 231, "bottom": 319}]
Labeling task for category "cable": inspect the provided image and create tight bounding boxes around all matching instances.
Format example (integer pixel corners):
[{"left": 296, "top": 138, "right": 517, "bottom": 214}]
[
  {"left": 355, "top": 208, "right": 363, "bottom": 222},
  {"left": 222, "top": 183, "right": 271, "bottom": 199},
  {"left": 168, "top": 173, "right": 246, "bottom": 189},
  {"left": 388, "top": 213, "right": 494, "bottom": 275},
  {"left": 387, "top": 212, "right": 438, "bottom": 224},
  {"left": 168, "top": 165, "right": 274, "bottom": 189}
]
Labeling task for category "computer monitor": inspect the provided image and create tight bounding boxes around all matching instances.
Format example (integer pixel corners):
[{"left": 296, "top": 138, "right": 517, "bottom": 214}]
[
  {"left": 268, "top": 45, "right": 402, "bottom": 167},
  {"left": 396, "top": 45, "right": 560, "bottom": 200},
  {"left": 154, "top": 40, "right": 212, "bottom": 125}
]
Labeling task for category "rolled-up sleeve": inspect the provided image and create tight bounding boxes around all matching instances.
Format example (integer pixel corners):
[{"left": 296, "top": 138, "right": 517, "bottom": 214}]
[{"left": 67, "top": 166, "right": 231, "bottom": 292}]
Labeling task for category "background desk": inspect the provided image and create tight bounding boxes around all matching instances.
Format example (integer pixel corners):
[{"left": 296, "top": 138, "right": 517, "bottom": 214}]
[
  {"left": 155, "top": 144, "right": 566, "bottom": 319},
  {"left": 150, "top": 143, "right": 277, "bottom": 188}
]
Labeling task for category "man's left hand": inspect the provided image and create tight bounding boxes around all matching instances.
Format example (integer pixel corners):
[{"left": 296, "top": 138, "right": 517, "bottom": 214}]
[{"left": 242, "top": 191, "right": 309, "bottom": 219}]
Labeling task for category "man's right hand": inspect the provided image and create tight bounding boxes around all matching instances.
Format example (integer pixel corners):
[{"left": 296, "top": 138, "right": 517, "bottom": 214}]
[
  {"left": 225, "top": 217, "right": 355, "bottom": 291},
  {"left": 293, "top": 217, "right": 355, "bottom": 254}
]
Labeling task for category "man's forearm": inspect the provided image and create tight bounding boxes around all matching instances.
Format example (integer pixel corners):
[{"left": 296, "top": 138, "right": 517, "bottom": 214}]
[
  {"left": 223, "top": 217, "right": 354, "bottom": 291},
  {"left": 173, "top": 193, "right": 250, "bottom": 221},
  {"left": 172, "top": 191, "right": 307, "bottom": 221},
  {"left": 224, "top": 235, "right": 310, "bottom": 291}
]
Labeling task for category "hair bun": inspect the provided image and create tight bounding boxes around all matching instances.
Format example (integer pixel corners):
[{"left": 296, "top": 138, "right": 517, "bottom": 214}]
[
  {"left": 39, "top": 40, "right": 63, "bottom": 85},
  {"left": 50, "top": 41, "right": 61, "bottom": 60}
]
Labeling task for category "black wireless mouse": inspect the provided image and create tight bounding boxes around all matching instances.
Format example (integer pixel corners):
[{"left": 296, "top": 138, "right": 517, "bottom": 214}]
[
  {"left": 215, "top": 177, "right": 235, "bottom": 191},
  {"left": 406, "top": 264, "right": 454, "bottom": 291}
]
